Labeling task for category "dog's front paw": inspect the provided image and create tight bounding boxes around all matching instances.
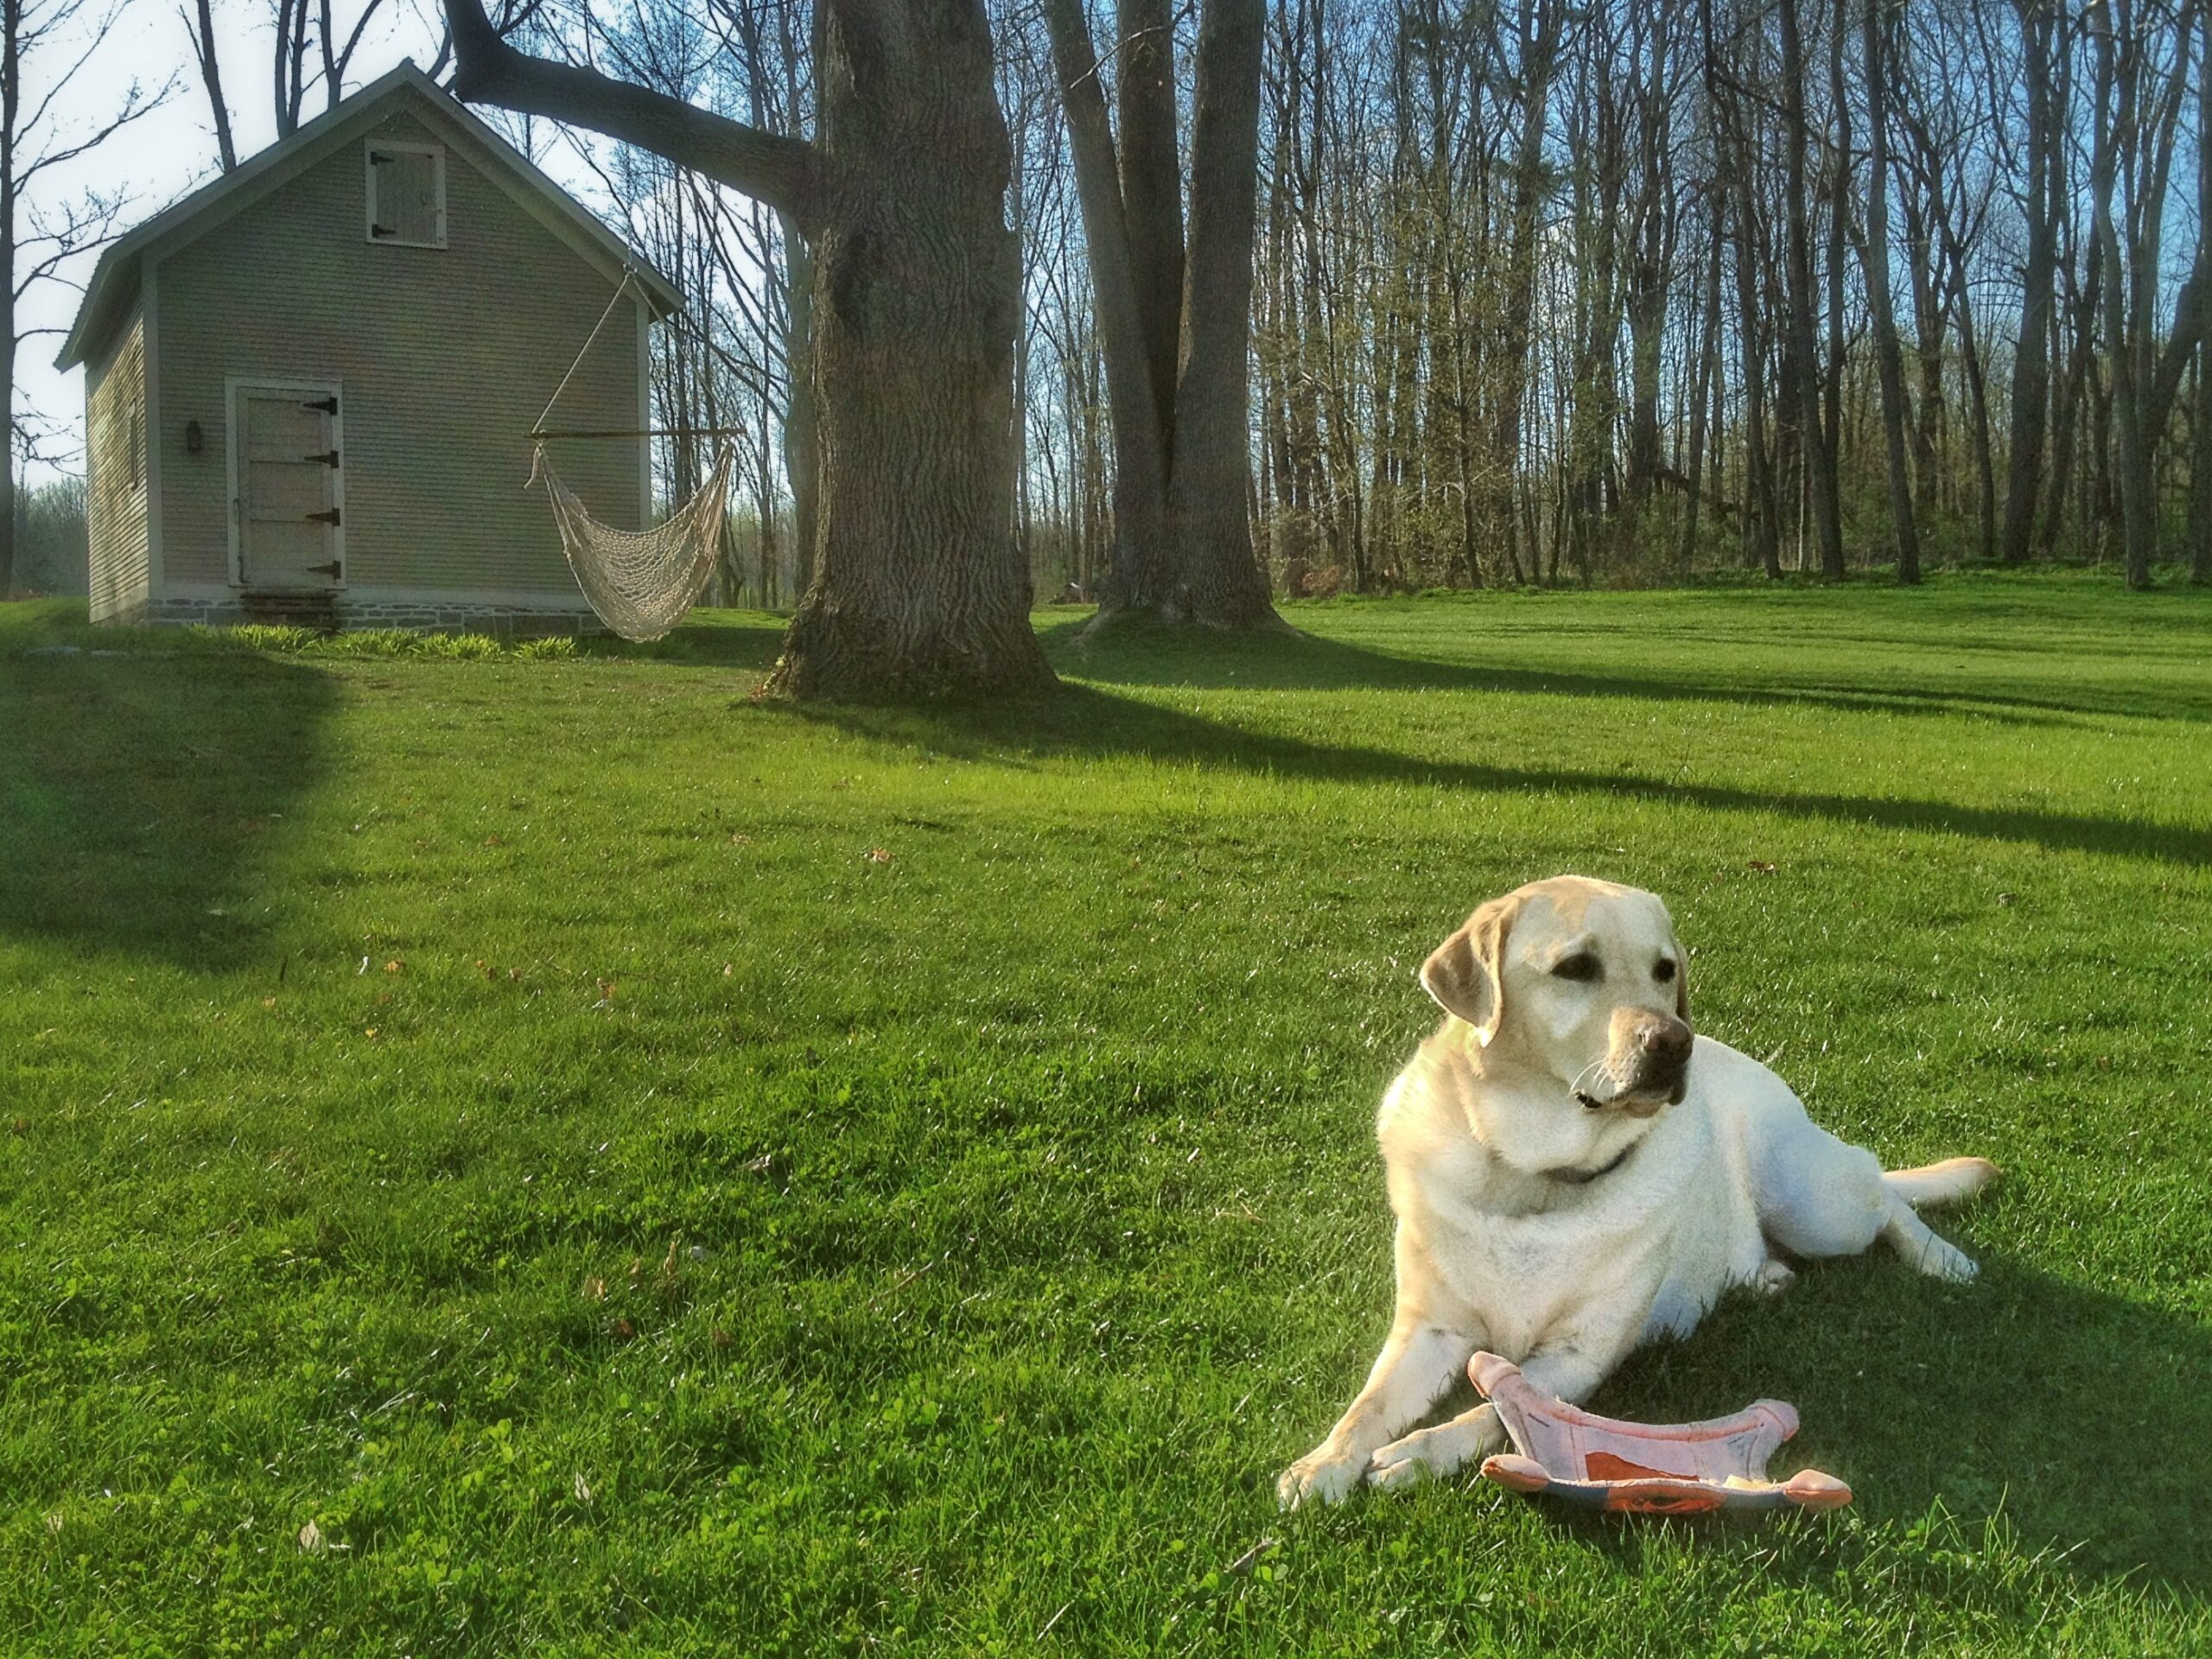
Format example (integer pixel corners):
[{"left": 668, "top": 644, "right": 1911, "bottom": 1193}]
[
  {"left": 1367, "top": 1407, "right": 1504, "bottom": 1494},
  {"left": 1276, "top": 1446, "right": 1366, "bottom": 1509}
]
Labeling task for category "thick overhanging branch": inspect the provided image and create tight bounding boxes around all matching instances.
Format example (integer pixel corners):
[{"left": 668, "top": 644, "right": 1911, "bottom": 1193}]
[{"left": 444, "top": 0, "right": 822, "bottom": 238}]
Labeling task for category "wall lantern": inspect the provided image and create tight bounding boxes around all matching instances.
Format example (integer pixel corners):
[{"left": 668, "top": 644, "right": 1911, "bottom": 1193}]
[{"left": 185, "top": 420, "right": 205, "bottom": 454}]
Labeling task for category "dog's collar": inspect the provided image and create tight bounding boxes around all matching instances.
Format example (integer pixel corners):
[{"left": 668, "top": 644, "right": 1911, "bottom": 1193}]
[{"left": 1544, "top": 1141, "right": 1638, "bottom": 1186}]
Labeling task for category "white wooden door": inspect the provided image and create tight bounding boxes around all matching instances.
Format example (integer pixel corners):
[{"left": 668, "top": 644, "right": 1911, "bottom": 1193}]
[{"left": 232, "top": 382, "right": 344, "bottom": 590}]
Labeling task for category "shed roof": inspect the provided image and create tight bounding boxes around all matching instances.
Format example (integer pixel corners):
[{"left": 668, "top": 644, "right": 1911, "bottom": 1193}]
[{"left": 58, "top": 60, "right": 683, "bottom": 371}]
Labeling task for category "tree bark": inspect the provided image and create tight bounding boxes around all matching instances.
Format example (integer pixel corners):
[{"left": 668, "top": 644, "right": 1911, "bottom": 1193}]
[
  {"left": 1116, "top": 0, "right": 1185, "bottom": 455},
  {"left": 1166, "top": 0, "right": 1278, "bottom": 626},
  {"left": 1680, "top": 205, "right": 1723, "bottom": 574},
  {"left": 1861, "top": 0, "right": 1919, "bottom": 582},
  {"left": 1042, "top": 0, "right": 1172, "bottom": 607},
  {"left": 780, "top": 221, "right": 817, "bottom": 599},
  {"left": 1779, "top": 0, "right": 1844, "bottom": 579},
  {"left": 1822, "top": 0, "right": 1848, "bottom": 563},
  {"left": 2192, "top": 3, "right": 2211, "bottom": 582},
  {"left": 1485, "top": 0, "right": 1565, "bottom": 582},
  {"left": 447, "top": 0, "right": 1051, "bottom": 696},
  {"left": 1048, "top": 0, "right": 1281, "bottom": 629},
  {"left": 2089, "top": 0, "right": 2151, "bottom": 588},
  {"left": 767, "top": 0, "right": 1053, "bottom": 691},
  {"left": 777, "top": 4, "right": 817, "bottom": 601},
  {"left": 2001, "top": 0, "right": 2056, "bottom": 564}
]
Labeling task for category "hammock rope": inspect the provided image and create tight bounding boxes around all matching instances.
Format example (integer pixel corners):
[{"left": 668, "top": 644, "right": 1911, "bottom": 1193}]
[
  {"left": 529, "top": 266, "right": 735, "bottom": 642},
  {"left": 530, "top": 440, "right": 734, "bottom": 644}
]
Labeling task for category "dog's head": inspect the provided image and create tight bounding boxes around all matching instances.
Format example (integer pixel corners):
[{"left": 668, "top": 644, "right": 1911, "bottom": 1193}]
[{"left": 1421, "top": 875, "right": 1693, "bottom": 1117}]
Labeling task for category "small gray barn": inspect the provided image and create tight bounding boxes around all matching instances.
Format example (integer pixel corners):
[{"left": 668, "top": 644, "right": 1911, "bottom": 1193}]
[{"left": 60, "top": 62, "right": 680, "bottom": 632}]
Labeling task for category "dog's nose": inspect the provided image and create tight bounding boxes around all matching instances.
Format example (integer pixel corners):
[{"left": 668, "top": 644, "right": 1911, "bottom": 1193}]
[{"left": 1637, "top": 1016, "right": 1693, "bottom": 1067}]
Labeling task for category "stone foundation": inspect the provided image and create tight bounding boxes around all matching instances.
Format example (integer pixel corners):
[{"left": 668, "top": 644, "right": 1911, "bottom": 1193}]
[{"left": 141, "top": 594, "right": 604, "bottom": 639}]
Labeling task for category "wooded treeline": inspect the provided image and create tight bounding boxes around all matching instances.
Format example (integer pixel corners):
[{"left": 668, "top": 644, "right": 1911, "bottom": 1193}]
[{"left": 570, "top": 0, "right": 2207, "bottom": 601}]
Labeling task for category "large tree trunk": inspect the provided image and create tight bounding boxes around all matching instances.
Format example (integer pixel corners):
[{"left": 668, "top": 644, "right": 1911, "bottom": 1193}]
[
  {"left": 446, "top": 0, "right": 1051, "bottom": 696},
  {"left": 1860, "top": 0, "right": 1918, "bottom": 582},
  {"left": 1048, "top": 0, "right": 1280, "bottom": 629},
  {"left": 1042, "top": 0, "right": 1172, "bottom": 604},
  {"left": 1117, "top": 0, "right": 1185, "bottom": 455},
  {"left": 771, "top": 0, "right": 1052, "bottom": 692},
  {"left": 1166, "top": 0, "right": 1276, "bottom": 625}
]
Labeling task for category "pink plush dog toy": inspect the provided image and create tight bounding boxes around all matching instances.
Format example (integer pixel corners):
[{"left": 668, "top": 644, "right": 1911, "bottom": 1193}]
[{"left": 1471, "top": 1352, "right": 1853, "bottom": 1516}]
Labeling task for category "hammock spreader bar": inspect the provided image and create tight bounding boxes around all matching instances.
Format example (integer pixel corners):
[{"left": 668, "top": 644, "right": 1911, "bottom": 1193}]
[{"left": 526, "top": 267, "right": 740, "bottom": 642}]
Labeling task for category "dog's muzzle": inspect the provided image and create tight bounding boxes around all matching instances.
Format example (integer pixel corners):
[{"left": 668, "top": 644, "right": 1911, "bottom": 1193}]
[{"left": 1578, "top": 1011, "right": 1693, "bottom": 1116}]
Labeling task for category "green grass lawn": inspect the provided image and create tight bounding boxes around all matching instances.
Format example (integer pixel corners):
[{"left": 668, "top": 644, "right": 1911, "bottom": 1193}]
[{"left": 3, "top": 574, "right": 2209, "bottom": 1655}]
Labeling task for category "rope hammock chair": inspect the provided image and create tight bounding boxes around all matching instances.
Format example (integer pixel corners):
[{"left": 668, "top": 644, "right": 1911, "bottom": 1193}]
[{"left": 526, "top": 268, "right": 740, "bottom": 642}]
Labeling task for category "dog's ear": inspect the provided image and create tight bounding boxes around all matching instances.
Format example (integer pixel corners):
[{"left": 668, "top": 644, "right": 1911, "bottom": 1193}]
[
  {"left": 1671, "top": 936, "right": 1691, "bottom": 1024},
  {"left": 1421, "top": 893, "right": 1521, "bottom": 1046}
]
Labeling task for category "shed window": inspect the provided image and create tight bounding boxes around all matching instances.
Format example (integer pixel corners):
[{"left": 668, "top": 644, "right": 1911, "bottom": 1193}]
[{"left": 365, "top": 141, "right": 446, "bottom": 248}]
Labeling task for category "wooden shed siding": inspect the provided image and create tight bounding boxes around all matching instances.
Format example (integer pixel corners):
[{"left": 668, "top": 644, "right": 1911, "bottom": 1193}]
[
  {"left": 154, "top": 106, "right": 641, "bottom": 599},
  {"left": 86, "top": 311, "right": 150, "bottom": 620}
]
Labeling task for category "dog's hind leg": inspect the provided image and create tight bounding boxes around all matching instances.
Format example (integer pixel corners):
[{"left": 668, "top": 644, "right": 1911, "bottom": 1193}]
[{"left": 1878, "top": 1186, "right": 1979, "bottom": 1281}]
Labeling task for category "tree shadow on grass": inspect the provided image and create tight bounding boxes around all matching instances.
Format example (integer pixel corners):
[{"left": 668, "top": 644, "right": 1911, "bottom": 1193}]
[
  {"left": 577, "top": 614, "right": 787, "bottom": 671},
  {"left": 1038, "top": 617, "right": 2212, "bottom": 728},
  {"left": 1547, "top": 1255, "right": 2212, "bottom": 1594},
  {"left": 0, "top": 647, "right": 334, "bottom": 970},
  {"left": 776, "top": 684, "right": 2212, "bottom": 868}
]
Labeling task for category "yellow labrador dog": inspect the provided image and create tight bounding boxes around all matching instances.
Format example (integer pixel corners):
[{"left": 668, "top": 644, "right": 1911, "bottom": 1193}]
[{"left": 1278, "top": 874, "right": 1997, "bottom": 1508}]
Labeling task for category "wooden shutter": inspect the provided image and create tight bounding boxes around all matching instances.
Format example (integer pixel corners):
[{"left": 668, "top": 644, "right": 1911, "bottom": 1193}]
[{"left": 366, "top": 143, "right": 445, "bottom": 248}]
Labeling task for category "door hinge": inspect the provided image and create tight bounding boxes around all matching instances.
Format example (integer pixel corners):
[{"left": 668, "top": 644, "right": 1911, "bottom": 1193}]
[
  {"left": 307, "top": 449, "right": 340, "bottom": 468},
  {"left": 302, "top": 396, "right": 339, "bottom": 415},
  {"left": 305, "top": 507, "right": 341, "bottom": 526},
  {"left": 308, "top": 561, "right": 342, "bottom": 580}
]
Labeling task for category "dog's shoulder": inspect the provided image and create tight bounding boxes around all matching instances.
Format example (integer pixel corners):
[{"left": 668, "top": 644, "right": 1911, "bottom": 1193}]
[{"left": 1376, "top": 1021, "right": 1478, "bottom": 1154}]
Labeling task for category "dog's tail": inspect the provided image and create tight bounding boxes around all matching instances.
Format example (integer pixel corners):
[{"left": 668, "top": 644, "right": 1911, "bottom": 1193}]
[{"left": 1883, "top": 1156, "right": 2000, "bottom": 1209}]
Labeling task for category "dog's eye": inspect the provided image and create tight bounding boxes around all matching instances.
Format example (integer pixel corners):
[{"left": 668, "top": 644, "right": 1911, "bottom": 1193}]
[
  {"left": 1550, "top": 953, "right": 1602, "bottom": 982},
  {"left": 1654, "top": 958, "right": 1678, "bottom": 983}
]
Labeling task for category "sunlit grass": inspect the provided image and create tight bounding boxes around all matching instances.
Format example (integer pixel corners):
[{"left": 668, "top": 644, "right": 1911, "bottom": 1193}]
[{"left": 2, "top": 572, "right": 2207, "bottom": 1654}]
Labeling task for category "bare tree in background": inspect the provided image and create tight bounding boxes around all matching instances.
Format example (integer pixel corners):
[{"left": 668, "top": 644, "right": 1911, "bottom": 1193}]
[
  {"left": 3, "top": 0, "right": 168, "bottom": 594},
  {"left": 1859, "top": 0, "right": 1917, "bottom": 582},
  {"left": 2191, "top": 2, "right": 2210, "bottom": 582},
  {"left": 1044, "top": 0, "right": 1282, "bottom": 628},
  {"left": 2087, "top": 0, "right": 2203, "bottom": 588},
  {"left": 179, "top": 0, "right": 394, "bottom": 164},
  {"left": 181, "top": 0, "right": 236, "bottom": 168},
  {"left": 2001, "top": 0, "right": 2058, "bottom": 567},
  {"left": 137, "top": 0, "right": 2212, "bottom": 613}
]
